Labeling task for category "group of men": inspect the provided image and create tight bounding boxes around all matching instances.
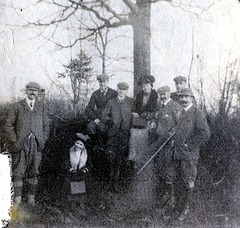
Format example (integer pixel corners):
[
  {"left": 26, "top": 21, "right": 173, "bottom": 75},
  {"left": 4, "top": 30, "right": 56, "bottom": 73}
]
[
  {"left": 83, "top": 74, "right": 210, "bottom": 222},
  {"left": 4, "top": 74, "right": 210, "bottom": 223}
]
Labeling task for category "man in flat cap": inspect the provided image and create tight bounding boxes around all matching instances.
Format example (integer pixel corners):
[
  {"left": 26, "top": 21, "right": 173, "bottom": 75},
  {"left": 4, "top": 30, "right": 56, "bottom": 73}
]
[
  {"left": 163, "top": 87, "right": 210, "bottom": 221},
  {"left": 148, "top": 86, "right": 182, "bottom": 210},
  {"left": 85, "top": 73, "right": 117, "bottom": 146},
  {"left": 5, "top": 82, "right": 49, "bottom": 206},
  {"left": 101, "top": 82, "right": 134, "bottom": 192},
  {"left": 171, "top": 76, "right": 197, "bottom": 106}
]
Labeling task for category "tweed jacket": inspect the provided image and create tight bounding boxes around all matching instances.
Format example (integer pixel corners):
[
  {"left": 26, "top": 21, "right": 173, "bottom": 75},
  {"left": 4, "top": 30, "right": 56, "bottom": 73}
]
[
  {"left": 172, "top": 105, "right": 210, "bottom": 160},
  {"left": 154, "top": 99, "right": 182, "bottom": 139},
  {"left": 134, "top": 89, "right": 158, "bottom": 117},
  {"left": 5, "top": 99, "right": 49, "bottom": 151},
  {"left": 101, "top": 96, "right": 134, "bottom": 136},
  {"left": 85, "top": 87, "right": 118, "bottom": 121}
]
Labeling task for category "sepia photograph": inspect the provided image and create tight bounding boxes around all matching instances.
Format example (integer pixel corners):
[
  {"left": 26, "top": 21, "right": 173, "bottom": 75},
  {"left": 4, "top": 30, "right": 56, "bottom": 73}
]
[{"left": 0, "top": 0, "right": 240, "bottom": 227}]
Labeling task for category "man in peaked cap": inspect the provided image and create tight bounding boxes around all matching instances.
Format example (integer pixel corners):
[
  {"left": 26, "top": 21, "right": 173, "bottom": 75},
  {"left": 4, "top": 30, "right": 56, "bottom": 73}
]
[
  {"left": 163, "top": 87, "right": 210, "bottom": 221},
  {"left": 5, "top": 82, "right": 49, "bottom": 206},
  {"left": 84, "top": 73, "right": 117, "bottom": 146},
  {"left": 101, "top": 82, "right": 134, "bottom": 193}
]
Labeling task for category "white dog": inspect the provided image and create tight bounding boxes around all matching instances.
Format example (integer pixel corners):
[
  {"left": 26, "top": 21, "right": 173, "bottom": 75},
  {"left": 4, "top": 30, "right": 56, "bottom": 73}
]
[{"left": 69, "top": 140, "right": 88, "bottom": 173}]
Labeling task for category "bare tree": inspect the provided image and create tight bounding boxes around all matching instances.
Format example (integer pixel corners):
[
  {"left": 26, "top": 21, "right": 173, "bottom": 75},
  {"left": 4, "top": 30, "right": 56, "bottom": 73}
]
[
  {"left": 21, "top": 0, "right": 175, "bottom": 95},
  {"left": 58, "top": 50, "right": 93, "bottom": 111}
]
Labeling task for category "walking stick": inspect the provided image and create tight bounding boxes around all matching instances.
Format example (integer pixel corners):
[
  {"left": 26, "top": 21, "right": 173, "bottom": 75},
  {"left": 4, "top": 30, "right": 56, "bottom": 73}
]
[{"left": 137, "top": 130, "right": 175, "bottom": 175}]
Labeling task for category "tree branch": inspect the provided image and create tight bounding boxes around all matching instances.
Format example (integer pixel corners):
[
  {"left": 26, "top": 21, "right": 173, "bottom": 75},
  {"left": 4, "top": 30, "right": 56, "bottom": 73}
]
[{"left": 122, "top": 0, "right": 138, "bottom": 13}]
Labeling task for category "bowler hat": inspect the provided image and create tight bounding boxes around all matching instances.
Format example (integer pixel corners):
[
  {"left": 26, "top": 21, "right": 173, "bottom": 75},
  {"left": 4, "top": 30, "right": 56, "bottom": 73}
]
[
  {"left": 173, "top": 76, "right": 186, "bottom": 83},
  {"left": 97, "top": 73, "right": 109, "bottom": 81},
  {"left": 117, "top": 82, "right": 129, "bottom": 90},
  {"left": 26, "top": 82, "right": 40, "bottom": 90},
  {"left": 179, "top": 88, "right": 194, "bottom": 97},
  {"left": 157, "top": 86, "right": 170, "bottom": 93}
]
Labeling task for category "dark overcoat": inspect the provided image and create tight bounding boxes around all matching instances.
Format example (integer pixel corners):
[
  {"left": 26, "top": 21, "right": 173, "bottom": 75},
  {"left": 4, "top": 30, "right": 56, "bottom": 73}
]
[
  {"left": 134, "top": 89, "right": 158, "bottom": 117},
  {"left": 85, "top": 87, "right": 118, "bottom": 121},
  {"left": 102, "top": 96, "right": 134, "bottom": 153},
  {"left": 155, "top": 99, "right": 182, "bottom": 140}
]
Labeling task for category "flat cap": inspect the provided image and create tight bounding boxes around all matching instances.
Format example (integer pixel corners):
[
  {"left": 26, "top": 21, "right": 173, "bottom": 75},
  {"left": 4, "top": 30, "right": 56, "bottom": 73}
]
[
  {"left": 117, "top": 82, "right": 129, "bottom": 90},
  {"left": 157, "top": 86, "right": 170, "bottom": 93},
  {"left": 173, "top": 76, "right": 187, "bottom": 83},
  {"left": 26, "top": 82, "right": 40, "bottom": 90},
  {"left": 179, "top": 88, "right": 194, "bottom": 97},
  {"left": 97, "top": 73, "right": 109, "bottom": 81},
  {"left": 141, "top": 75, "right": 155, "bottom": 84}
]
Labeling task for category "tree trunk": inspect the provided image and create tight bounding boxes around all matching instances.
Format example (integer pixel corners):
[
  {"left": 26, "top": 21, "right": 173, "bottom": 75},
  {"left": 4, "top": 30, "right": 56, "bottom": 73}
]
[{"left": 131, "top": 0, "right": 151, "bottom": 96}]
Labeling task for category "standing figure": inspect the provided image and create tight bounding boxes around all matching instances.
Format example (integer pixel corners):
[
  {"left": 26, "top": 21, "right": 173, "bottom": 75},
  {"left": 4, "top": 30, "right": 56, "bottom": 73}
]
[
  {"left": 101, "top": 82, "right": 134, "bottom": 192},
  {"left": 85, "top": 73, "right": 117, "bottom": 146},
  {"left": 164, "top": 88, "right": 210, "bottom": 221},
  {"left": 5, "top": 82, "right": 49, "bottom": 206},
  {"left": 133, "top": 75, "right": 158, "bottom": 127},
  {"left": 149, "top": 86, "right": 182, "bottom": 208}
]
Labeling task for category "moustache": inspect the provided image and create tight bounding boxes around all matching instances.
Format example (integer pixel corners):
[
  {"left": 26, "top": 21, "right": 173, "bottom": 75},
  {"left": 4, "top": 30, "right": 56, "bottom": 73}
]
[{"left": 180, "top": 101, "right": 188, "bottom": 104}]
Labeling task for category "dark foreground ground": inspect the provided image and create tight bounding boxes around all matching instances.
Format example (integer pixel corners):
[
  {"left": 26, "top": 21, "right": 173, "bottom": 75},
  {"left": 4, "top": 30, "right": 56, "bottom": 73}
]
[
  {"left": 5, "top": 117, "right": 240, "bottom": 228},
  {"left": 7, "top": 159, "right": 240, "bottom": 228}
]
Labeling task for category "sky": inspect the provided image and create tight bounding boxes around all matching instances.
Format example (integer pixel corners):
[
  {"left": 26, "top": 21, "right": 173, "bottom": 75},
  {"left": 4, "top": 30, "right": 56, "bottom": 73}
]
[{"left": 0, "top": 0, "right": 240, "bottom": 107}]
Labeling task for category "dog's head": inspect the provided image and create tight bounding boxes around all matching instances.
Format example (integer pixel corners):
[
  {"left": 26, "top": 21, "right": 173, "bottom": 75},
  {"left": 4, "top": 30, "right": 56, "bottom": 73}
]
[{"left": 73, "top": 140, "right": 85, "bottom": 151}]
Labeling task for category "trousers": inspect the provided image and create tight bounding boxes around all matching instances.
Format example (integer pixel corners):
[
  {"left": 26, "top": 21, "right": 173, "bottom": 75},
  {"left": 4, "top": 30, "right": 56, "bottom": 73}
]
[{"left": 12, "top": 135, "right": 41, "bottom": 196}]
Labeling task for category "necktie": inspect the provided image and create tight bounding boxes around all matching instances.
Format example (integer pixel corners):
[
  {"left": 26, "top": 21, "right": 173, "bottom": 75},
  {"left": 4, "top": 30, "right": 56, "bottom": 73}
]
[{"left": 30, "top": 102, "right": 33, "bottom": 109}]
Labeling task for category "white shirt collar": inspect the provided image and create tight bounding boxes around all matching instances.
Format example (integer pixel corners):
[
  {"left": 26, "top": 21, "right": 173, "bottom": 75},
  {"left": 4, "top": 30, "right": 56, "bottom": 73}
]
[
  {"left": 163, "top": 98, "right": 171, "bottom": 106},
  {"left": 184, "top": 103, "right": 193, "bottom": 112},
  {"left": 26, "top": 97, "right": 35, "bottom": 110},
  {"left": 100, "top": 87, "right": 108, "bottom": 93},
  {"left": 118, "top": 95, "right": 125, "bottom": 101}
]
